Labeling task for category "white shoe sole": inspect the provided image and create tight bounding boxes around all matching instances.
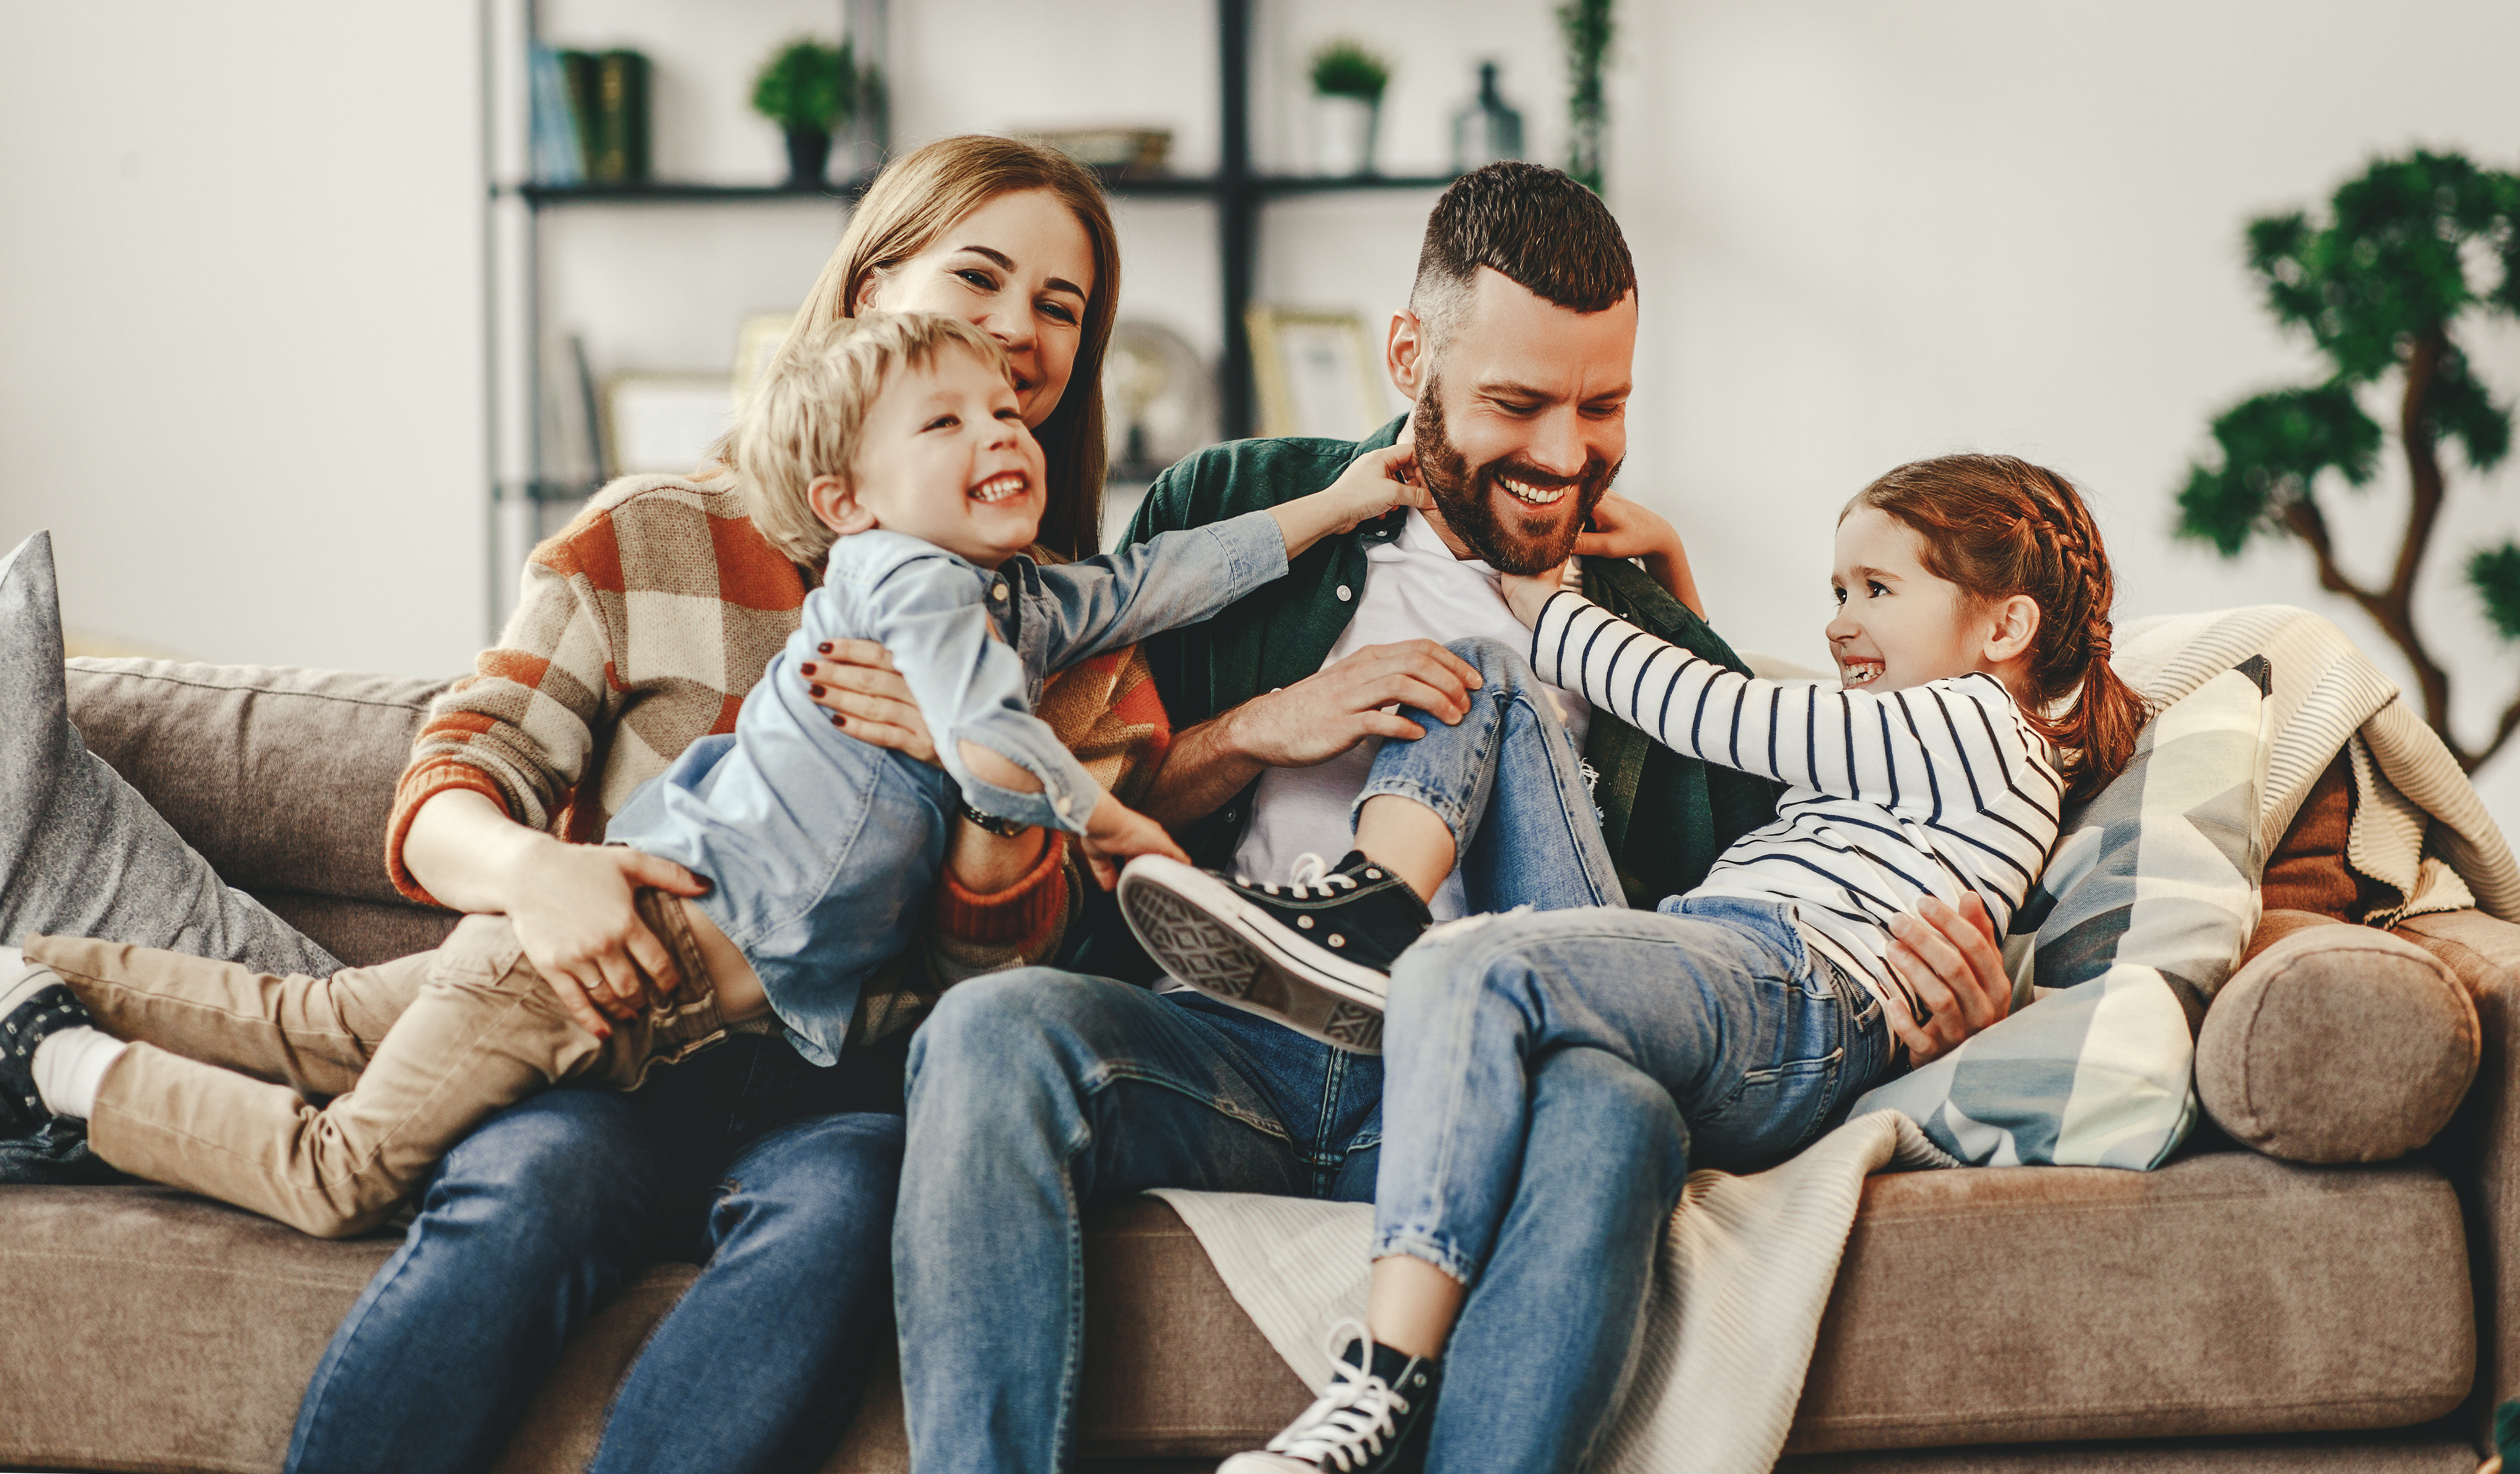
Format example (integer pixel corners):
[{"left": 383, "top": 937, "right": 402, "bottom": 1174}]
[{"left": 1117, "top": 856, "right": 1388, "bottom": 1054}]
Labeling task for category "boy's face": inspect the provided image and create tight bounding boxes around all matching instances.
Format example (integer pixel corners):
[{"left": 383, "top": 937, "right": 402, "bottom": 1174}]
[{"left": 845, "top": 347, "right": 1047, "bottom": 567}]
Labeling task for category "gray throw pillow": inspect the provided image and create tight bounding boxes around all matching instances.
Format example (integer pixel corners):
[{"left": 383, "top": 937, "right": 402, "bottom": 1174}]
[{"left": 0, "top": 531, "right": 341, "bottom": 975}]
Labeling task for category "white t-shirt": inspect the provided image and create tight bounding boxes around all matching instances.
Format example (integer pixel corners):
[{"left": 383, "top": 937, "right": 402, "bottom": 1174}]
[{"left": 1229, "top": 508, "right": 1592, "bottom": 921}]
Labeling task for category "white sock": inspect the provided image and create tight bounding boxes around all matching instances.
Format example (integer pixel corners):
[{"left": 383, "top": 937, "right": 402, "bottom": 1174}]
[
  {"left": 0, "top": 944, "right": 24, "bottom": 977},
  {"left": 32, "top": 1026, "right": 124, "bottom": 1119}
]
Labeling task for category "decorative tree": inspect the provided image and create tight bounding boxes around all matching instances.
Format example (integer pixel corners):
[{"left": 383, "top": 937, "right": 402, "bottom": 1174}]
[
  {"left": 2178, "top": 150, "right": 2520, "bottom": 771},
  {"left": 1557, "top": 0, "right": 1612, "bottom": 194}
]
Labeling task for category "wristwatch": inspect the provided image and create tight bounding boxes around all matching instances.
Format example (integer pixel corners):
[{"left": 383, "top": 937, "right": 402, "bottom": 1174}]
[{"left": 957, "top": 798, "right": 1030, "bottom": 837}]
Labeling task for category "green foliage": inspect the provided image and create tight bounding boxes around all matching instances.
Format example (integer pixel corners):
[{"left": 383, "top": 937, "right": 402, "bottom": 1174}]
[
  {"left": 1558, "top": 0, "right": 1613, "bottom": 193},
  {"left": 2175, "top": 383, "right": 2380, "bottom": 555},
  {"left": 1309, "top": 40, "right": 1390, "bottom": 102},
  {"left": 752, "top": 38, "right": 855, "bottom": 131},
  {"left": 2475, "top": 541, "right": 2520, "bottom": 641}
]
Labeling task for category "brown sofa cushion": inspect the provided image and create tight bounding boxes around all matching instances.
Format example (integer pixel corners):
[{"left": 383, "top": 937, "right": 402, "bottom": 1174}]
[
  {"left": 65, "top": 658, "right": 457, "bottom": 966},
  {"left": 2197, "top": 912, "right": 2479, "bottom": 1162},
  {"left": 1789, "top": 1151, "right": 2472, "bottom": 1452}
]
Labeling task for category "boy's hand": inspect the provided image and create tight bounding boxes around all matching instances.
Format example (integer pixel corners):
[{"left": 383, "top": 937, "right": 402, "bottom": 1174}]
[
  {"left": 1324, "top": 443, "right": 1431, "bottom": 530},
  {"left": 1268, "top": 445, "right": 1430, "bottom": 558},
  {"left": 1077, "top": 793, "right": 1190, "bottom": 890}
]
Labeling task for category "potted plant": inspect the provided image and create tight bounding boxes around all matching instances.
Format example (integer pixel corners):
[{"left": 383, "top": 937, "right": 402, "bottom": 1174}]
[
  {"left": 752, "top": 37, "right": 855, "bottom": 189},
  {"left": 1308, "top": 39, "right": 1390, "bottom": 178}
]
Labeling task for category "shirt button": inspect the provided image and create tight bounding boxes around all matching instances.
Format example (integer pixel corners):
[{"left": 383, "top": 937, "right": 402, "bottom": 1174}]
[
  {"left": 992, "top": 583, "right": 1008, "bottom": 601},
  {"left": 1054, "top": 796, "right": 1074, "bottom": 817},
  {"left": 1336, "top": 584, "right": 1353, "bottom": 601}
]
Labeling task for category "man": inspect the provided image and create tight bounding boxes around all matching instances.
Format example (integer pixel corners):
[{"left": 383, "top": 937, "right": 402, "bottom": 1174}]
[{"left": 892, "top": 162, "right": 2012, "bottom": 1473}]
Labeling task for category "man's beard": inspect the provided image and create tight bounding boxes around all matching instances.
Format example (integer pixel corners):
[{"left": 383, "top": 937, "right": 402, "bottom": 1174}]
[{"left": 1411, "top": 381, "right": 1619, "bottom": 575}]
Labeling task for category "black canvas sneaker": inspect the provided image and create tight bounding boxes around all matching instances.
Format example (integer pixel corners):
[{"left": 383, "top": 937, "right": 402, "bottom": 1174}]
[
  {"left": 1218, "top": 1322, "right": 1439, "bottom": 1474},
  {"left": 1117, "top": 850, "right": 1430, "bottom": 1054},
  {"left": 0, "top": 954, "right": 91, "bottom": 1133}
]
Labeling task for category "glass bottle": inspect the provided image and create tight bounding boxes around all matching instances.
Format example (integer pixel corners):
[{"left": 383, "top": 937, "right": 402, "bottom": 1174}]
[{"left": 1451, "top": 61, "right": 1524, "bottom": 174}]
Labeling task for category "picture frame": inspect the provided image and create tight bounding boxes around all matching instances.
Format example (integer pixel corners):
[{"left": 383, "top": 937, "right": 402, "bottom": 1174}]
[
  {"left": 602, "top": 373, "right": 737, "bottom": 477},
  {"left": 732, "top": 312, "right": 796, "bottom": 408},
  {"left": 1245, "top": 306, "right": 1391, "bottom": 441}
]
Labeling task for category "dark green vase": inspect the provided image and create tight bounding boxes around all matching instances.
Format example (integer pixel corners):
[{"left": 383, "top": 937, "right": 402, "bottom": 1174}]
[{"left": 784, "top": 127, "right": 833, "bottom": 189}]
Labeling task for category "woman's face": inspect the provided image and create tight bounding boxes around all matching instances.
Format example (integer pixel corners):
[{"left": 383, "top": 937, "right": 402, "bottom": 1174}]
[{"left": 857, "top": 188, "right": 1096, "bottom": 429}]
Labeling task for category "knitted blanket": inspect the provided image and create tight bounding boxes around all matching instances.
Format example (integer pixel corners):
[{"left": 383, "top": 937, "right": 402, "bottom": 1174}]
[
  {"left": 2110, "top": 605, "right": 2519, "bottom": 924},
  {"left": 1153, "top": 1111, "right": 1956, "bottom": 1474}
]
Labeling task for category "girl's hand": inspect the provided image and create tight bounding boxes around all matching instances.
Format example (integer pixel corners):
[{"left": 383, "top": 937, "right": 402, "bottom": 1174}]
[
  {"left": 1498, "top": 561, "right": 1574, "bottom": 628},
  {"left": 1078, "top": 792, "right": 1191, "bottom": 890},
  {"left": 803, "top": 639, "right": 939, "bottom": 766},
  {"left": 498, "top": 839, "right": 711, "bottom": 1038},
  {"left": 1574, "top": 491, "right": 1704, "bottom": 617}
]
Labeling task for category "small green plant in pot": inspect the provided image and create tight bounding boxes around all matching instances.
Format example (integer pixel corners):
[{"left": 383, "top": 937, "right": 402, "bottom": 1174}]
[
  {"left": 1309, "top": 39, "right": 1390, "bottom": 177},
  {"left": 753, "top": 37, "right": 855, "bottom": 188}
]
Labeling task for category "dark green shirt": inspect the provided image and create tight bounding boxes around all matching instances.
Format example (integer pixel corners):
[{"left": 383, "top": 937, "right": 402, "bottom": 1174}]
[{"left": 1067, "top": 416, "right": 1782, "bottom": 980}]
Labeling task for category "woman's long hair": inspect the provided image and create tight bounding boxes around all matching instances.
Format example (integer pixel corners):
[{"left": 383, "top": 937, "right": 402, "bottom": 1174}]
[
  {"left": 779, "top": 135, "right": 1119, "bottom": 561},
  {"left": 1846, "top": 454, "right": 2149, "bottom": 803}
]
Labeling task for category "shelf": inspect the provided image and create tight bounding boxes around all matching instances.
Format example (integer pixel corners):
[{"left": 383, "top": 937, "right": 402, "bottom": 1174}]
[
  {"left": 502, "top": 180, "right": 871, "bottom": 204},
  {"left": 499, "top": 171, "right": 1458, "bottom": 206}
]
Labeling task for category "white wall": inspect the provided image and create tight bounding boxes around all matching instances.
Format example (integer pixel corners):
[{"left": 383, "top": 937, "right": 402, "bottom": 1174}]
[
  {"left": 6, "top": 1, "right": 2516, "bottom": 839},
  {"left": 0, "top": 3, "right": 487, "bottom": 678}
]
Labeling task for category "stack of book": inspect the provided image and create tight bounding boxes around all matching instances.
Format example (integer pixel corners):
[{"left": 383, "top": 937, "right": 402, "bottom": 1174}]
[{"left": 529, "top": 46, "right": 651, "bottom": 186}]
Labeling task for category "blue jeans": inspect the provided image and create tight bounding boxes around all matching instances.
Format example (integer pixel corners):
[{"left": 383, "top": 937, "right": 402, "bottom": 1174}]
[
  {"left": 1357, "top": 635, "right": 1623, "bottom": 913},
  {"left": 285, "top": 1034, "right": 906, "bottom": 1474},
  {"left": 1376, "top": 895, "right": 1894, "bottom": 1470},
  {"left": 894, "top": 976, "right": 1383, "bottom": 1474}
]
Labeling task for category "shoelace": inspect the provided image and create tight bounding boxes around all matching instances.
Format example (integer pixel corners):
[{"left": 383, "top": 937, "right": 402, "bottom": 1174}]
[
  {"left": 1264, "top": 1319, "right": 1410, "bottom": 1472},
  {"left": 1269, "top": 852, "right": 1359, "bottom": 900}
]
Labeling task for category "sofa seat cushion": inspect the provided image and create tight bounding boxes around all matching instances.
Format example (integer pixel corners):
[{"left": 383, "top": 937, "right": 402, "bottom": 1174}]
[{"left": 1789, "top": 1151, "right": 2472, "bottom": 1452}]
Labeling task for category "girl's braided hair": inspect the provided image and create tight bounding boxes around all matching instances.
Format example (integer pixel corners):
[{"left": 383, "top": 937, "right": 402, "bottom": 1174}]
[{"left": 1846, "top": 453, "right": 2147, "bottom": 803}]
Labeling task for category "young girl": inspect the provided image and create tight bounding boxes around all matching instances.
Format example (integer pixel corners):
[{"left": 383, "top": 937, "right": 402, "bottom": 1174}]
[{"left": 1121, "top": 453, "right": 2147, "bottom": 1473}]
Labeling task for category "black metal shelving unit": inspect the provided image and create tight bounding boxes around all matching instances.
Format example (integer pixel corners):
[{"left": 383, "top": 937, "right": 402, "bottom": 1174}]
[{"left": 487, "top": 0, "right": 1454, "bottom": 570}]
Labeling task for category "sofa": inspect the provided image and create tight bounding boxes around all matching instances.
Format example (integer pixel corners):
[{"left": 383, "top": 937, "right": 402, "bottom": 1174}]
[{"left": 1, "top": 653, "right": 2513, "bottom": 1474}]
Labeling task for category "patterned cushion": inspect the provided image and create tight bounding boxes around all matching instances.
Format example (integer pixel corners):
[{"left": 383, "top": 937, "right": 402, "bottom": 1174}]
[{"left": 1849, "top": 657, "right": 2272, "bottom": 1168}]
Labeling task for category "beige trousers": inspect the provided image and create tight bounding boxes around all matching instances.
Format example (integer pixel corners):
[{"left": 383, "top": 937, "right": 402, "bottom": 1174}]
[{"left": 25, "top": 891, "right": 730, "bottom": 1239}]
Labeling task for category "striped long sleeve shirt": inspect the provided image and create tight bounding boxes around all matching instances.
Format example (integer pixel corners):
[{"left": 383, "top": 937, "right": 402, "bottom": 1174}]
[{"left": 1530, "top": 591, "right": 2063, "bottom": 1013}]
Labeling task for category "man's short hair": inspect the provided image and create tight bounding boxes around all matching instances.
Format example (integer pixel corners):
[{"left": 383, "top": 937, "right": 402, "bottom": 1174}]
[
  {"left": 736, "top": 311, "right": 1010, "bottom": 567},
  {"left": 1409, "top": 161, "right": 1638, "bottom": 359}
]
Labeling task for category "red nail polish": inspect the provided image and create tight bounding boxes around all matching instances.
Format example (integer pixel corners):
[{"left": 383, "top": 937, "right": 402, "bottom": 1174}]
[
  {"left": 802, "top": 662, "right": 817, "bottom": 675},
  {"left": 810, "top": 684, "right": 825, "bottom": 697},
  {"left": 818, "top": 642, "right": 833, "bottom": 654}
]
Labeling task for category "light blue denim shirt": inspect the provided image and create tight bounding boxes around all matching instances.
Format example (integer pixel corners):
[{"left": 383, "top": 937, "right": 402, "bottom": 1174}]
[{"left": 817, "top": 509, "right": 1290, "bottom": 833}]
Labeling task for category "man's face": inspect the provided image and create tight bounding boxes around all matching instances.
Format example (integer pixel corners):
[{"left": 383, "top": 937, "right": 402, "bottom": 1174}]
[{"left": 1401, "top": 267, "right": 1635, "bottom": 575}]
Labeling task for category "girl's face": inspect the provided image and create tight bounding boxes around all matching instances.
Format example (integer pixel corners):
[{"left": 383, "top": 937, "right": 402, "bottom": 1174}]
[
  {"left": 1824, "top": 508, "right": 1999, "bottom": 694},
  {"left": 856, "top": 188, "right": 1095, "bottom": 430}
]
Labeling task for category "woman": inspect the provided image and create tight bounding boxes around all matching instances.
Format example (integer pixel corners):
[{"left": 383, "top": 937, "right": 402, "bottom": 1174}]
[{"left": 286, "top": 134, "right": 1151, "bottom": 1474}]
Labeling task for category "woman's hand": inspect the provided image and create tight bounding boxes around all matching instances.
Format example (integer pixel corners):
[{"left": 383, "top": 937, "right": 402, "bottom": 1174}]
[
  {"left": 1077, "top": 792, "right": 1191, "bottom": 890},
  {"left": 803, "top": 639, "right": 938, "bottom": 766},
  {"left": 1574, "top": 491, "right": 1705, "bottom": 617},
  {"left": 495, "top": 841, "right": 712, "bottom": 1039},
  {"left": 1879, "top": 892, "right": 2013, "bottom": 1068}
]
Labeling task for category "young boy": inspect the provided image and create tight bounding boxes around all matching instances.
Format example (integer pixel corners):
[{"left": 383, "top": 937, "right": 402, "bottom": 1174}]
[{"left": 0, "top": 311, "right": 1423, "bottom": 1237}]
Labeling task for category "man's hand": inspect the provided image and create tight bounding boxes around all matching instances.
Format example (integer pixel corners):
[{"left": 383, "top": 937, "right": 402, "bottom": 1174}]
[
  {"left": 1879, "top": 892, "right": 2013, "bottom": 1068},
  {"left": 1078, "top": 793, "right": 1191, "bottom": 890},
  {"left": 1574, "top": 491, "right": 1704, "bottom": 617},
  {"left": 497, "top": 841, "right": 712, "bottom": 1038},
  {"left": 1232, "top": 640, "right": 1485, "bottom": 765},
  {"left": 802, "top": 639, "right": 938, "bottom": 766}
]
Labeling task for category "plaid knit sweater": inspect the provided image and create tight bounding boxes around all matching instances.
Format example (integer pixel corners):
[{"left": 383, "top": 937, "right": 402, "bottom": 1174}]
[{"left": 387, "top": 474, "right": 1171, "bottom": 1038}]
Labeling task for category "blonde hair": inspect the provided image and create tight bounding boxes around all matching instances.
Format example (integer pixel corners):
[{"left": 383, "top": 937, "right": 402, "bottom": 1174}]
[
  {"left": 736, "top": 311, "right": 1013, "bottom": 568},
  {"left": 762, "top": 134, "right": 1118, "bottom": 561}
]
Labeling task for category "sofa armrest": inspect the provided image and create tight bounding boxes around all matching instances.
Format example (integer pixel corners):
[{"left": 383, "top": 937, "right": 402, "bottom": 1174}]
[{"left": 2398, "top": 908, "right": 2520, "bottom": 1450}]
